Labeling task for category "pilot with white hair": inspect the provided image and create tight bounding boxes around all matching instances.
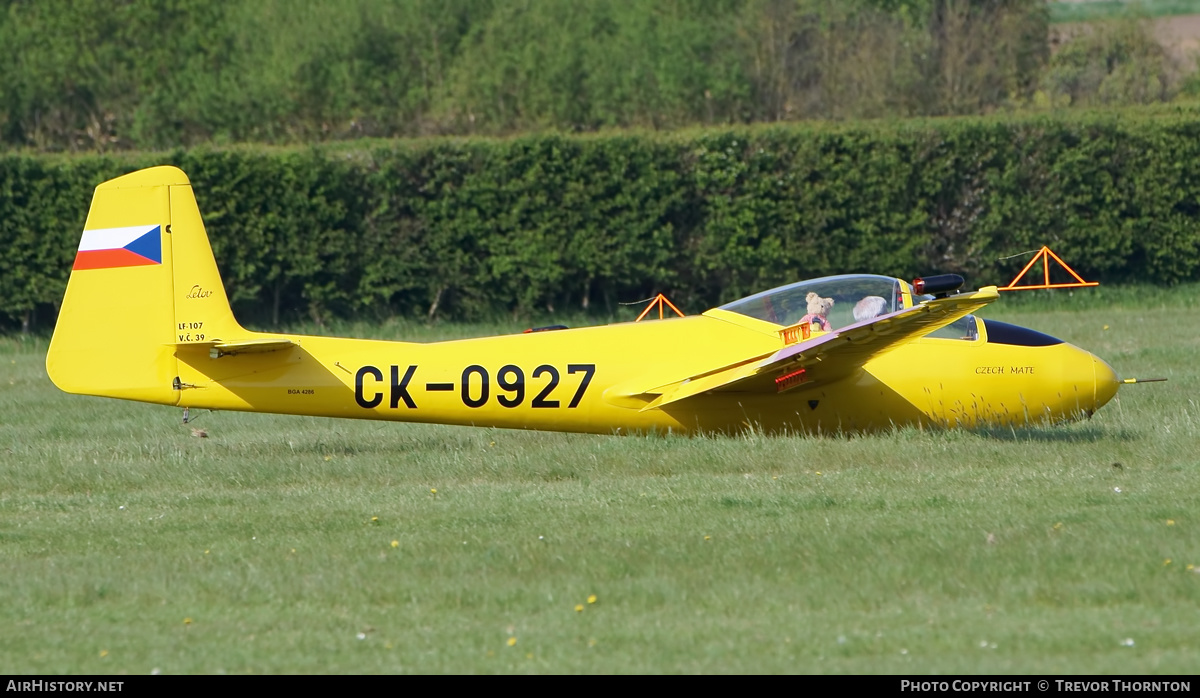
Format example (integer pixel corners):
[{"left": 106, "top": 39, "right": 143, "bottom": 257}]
[{"left": 853, "top": 295, "right": 886, "bottom": 322}]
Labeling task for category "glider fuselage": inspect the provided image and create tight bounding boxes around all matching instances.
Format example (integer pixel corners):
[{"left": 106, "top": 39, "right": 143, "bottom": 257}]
[
  {"left": 46, "top": 166, "right": 1122, "bottom": 435},
  {"left": 165, "top": 311, "right": 1115, "bottom": 435}
]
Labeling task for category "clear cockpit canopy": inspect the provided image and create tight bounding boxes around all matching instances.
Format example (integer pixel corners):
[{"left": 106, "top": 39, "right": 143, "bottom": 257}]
[{"left": 718, "top": 274, "right": 905, "bottom": 330}]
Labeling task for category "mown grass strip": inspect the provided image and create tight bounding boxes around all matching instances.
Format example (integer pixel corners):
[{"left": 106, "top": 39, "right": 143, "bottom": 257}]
[
  {"left": 1049, "top": 0, "right": 1200, "bottom": 24},
  {"left": 1, "top": 296, "right": 1196, "bottom": 673}
]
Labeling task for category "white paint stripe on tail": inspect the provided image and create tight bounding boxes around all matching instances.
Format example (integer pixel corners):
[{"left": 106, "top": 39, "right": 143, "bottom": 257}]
[{"left": 78, "top": 225, "right": 160, "bottom": 252}]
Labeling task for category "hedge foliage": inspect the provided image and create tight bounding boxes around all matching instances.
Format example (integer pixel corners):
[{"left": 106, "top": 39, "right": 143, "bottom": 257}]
[{"left": 4, "top": 112, "right": 1200, "bottom": 331}]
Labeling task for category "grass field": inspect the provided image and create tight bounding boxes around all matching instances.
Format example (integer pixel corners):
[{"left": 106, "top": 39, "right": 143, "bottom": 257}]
[
  {"left": 1049, "top": 0, "right": 1200, "bottom": 24},
  {"left": 2, "top": 287, "right": 1198, "bottom": 674}
]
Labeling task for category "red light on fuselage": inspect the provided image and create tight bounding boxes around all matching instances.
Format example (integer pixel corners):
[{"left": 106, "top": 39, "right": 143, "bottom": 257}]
[{"left": 912, "top": 274, "right": 964, "bottom": 297}]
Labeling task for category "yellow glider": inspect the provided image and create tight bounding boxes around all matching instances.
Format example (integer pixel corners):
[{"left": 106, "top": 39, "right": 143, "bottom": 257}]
[{"left": 47, "top": 166, "right": 1126, "bottom": 435}]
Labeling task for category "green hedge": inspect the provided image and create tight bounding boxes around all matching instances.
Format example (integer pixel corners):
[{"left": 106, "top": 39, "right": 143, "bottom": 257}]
[{"left": 4, "top": 112, "right": 1200, "bottom": 331}]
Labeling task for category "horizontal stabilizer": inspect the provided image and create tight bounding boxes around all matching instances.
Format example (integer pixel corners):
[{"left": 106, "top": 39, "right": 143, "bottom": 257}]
[{"left": 177, "top": 338, "right": 297, "bottom": 359}]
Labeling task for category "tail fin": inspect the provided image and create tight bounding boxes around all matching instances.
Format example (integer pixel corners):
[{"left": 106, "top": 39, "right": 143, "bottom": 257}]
[{"left": 47, "top": 166, "right": 245, "bottom": 404}]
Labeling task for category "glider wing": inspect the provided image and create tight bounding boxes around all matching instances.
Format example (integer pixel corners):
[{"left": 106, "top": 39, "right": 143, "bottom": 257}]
[{"left": 639, "top": 286, "right": 1000, "bottom": 411}]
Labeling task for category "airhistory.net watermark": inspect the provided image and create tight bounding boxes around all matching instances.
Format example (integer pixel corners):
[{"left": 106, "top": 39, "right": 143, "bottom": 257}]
[{"left": 6, "top": 682, "right": 124, "bottom": 693}]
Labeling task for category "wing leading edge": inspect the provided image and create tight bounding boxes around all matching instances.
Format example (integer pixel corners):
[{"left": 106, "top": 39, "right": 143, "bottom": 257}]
[{"left": 637, "top": 286, "right": 999, "bottom": 412}]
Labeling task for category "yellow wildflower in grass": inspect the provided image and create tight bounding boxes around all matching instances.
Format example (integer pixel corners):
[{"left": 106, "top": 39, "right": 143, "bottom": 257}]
[
  {"left": 1167, "top": 519, "right": 1175, "bottom": 526},
  {"left": 815, "top": 471, "right": 822, "bottom": 476},
  {"left": 430, "top": 488, "right": 437, "bottom": 495},
  {"left": 184, "top": 617, "right": 193, "bottom": 625},
  {"left": 587, "top": 594, "right": 597, "bottom": 604},
  {"left": 1164, "top": 558, "right": 1172, "bottom": 566},
  {"left": 390, "top": 540, "right": 399, "bottom": 548},
  {"left": 371, "top": 516, "right": 379, "bottom": 522},
  {"left": 575, "top": 604, "right": 584, "bottom": 613},
  {"left": 704, "top": 535, "right": 711, "bottom": 541},
  {"left": 1053, "top": 522, "right": 1063, "bottom": 530},
  {"left": 1187, "top": 564, "right": 1195, "bottom": 571},
  {"left": 99, "top": 650, "right": 108, "bottom": 658},
  {"left": 507, "top": 636, "right": 517, "bottom": 647}
]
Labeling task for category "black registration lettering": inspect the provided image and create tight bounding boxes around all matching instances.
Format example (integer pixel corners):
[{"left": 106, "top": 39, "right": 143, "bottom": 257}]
[
  {"left": 425, "top": 363, "right": 596, "bottom": 409},
  {"left": 531, "top": 365, "right": 560, "bottom": 408},
  {"left": 390, "top": 365, "right": 417, "bottom": 409},
  {"left": 355, "top": 366, "right": 384, "bottom": 408},
  {"left": 567, "top": 364, "right": 595, "bottom": 408},
  {"left": 461, "top": 365, "right": 489, "bottom": 408},
  {"left": 496, "top": 365, "right": 525, "bottom": 408}
]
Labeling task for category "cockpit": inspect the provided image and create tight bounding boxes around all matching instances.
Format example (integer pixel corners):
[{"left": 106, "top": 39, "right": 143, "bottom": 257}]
[
  {"left": 718, "top": 273, "right": 979, "bottom": 341},
  {"left": 719, "top": 274, "right": 905, "bottom": 329}
]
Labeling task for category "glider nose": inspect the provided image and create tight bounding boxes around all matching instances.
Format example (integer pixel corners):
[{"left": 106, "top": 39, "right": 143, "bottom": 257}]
[{"left": 1093, "top": 355, "right": 1120, "bottom": 411}]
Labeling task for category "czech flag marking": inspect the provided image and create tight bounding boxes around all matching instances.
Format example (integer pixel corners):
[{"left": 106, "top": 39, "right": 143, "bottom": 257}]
[{"left": 73, "top": 225, "right": 162, "bottom": 270}]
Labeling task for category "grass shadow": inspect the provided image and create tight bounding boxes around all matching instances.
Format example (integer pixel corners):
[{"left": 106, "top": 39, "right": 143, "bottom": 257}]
[{"left": 971, "top": 424, "right": 1141, "bottom": 443}]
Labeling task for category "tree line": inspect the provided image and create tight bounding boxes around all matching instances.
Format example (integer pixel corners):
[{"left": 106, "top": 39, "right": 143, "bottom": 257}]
[{"left": 0, "top": 0, "right": 1192, "bottom": 151}]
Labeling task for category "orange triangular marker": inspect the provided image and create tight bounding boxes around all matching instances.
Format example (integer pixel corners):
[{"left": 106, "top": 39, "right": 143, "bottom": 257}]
[
  {"left": 998, "top": 246, "right": 1099, "bottom": 291},
  {"left": 634, "top": 293, "right": 686, "bottom": 321}
]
